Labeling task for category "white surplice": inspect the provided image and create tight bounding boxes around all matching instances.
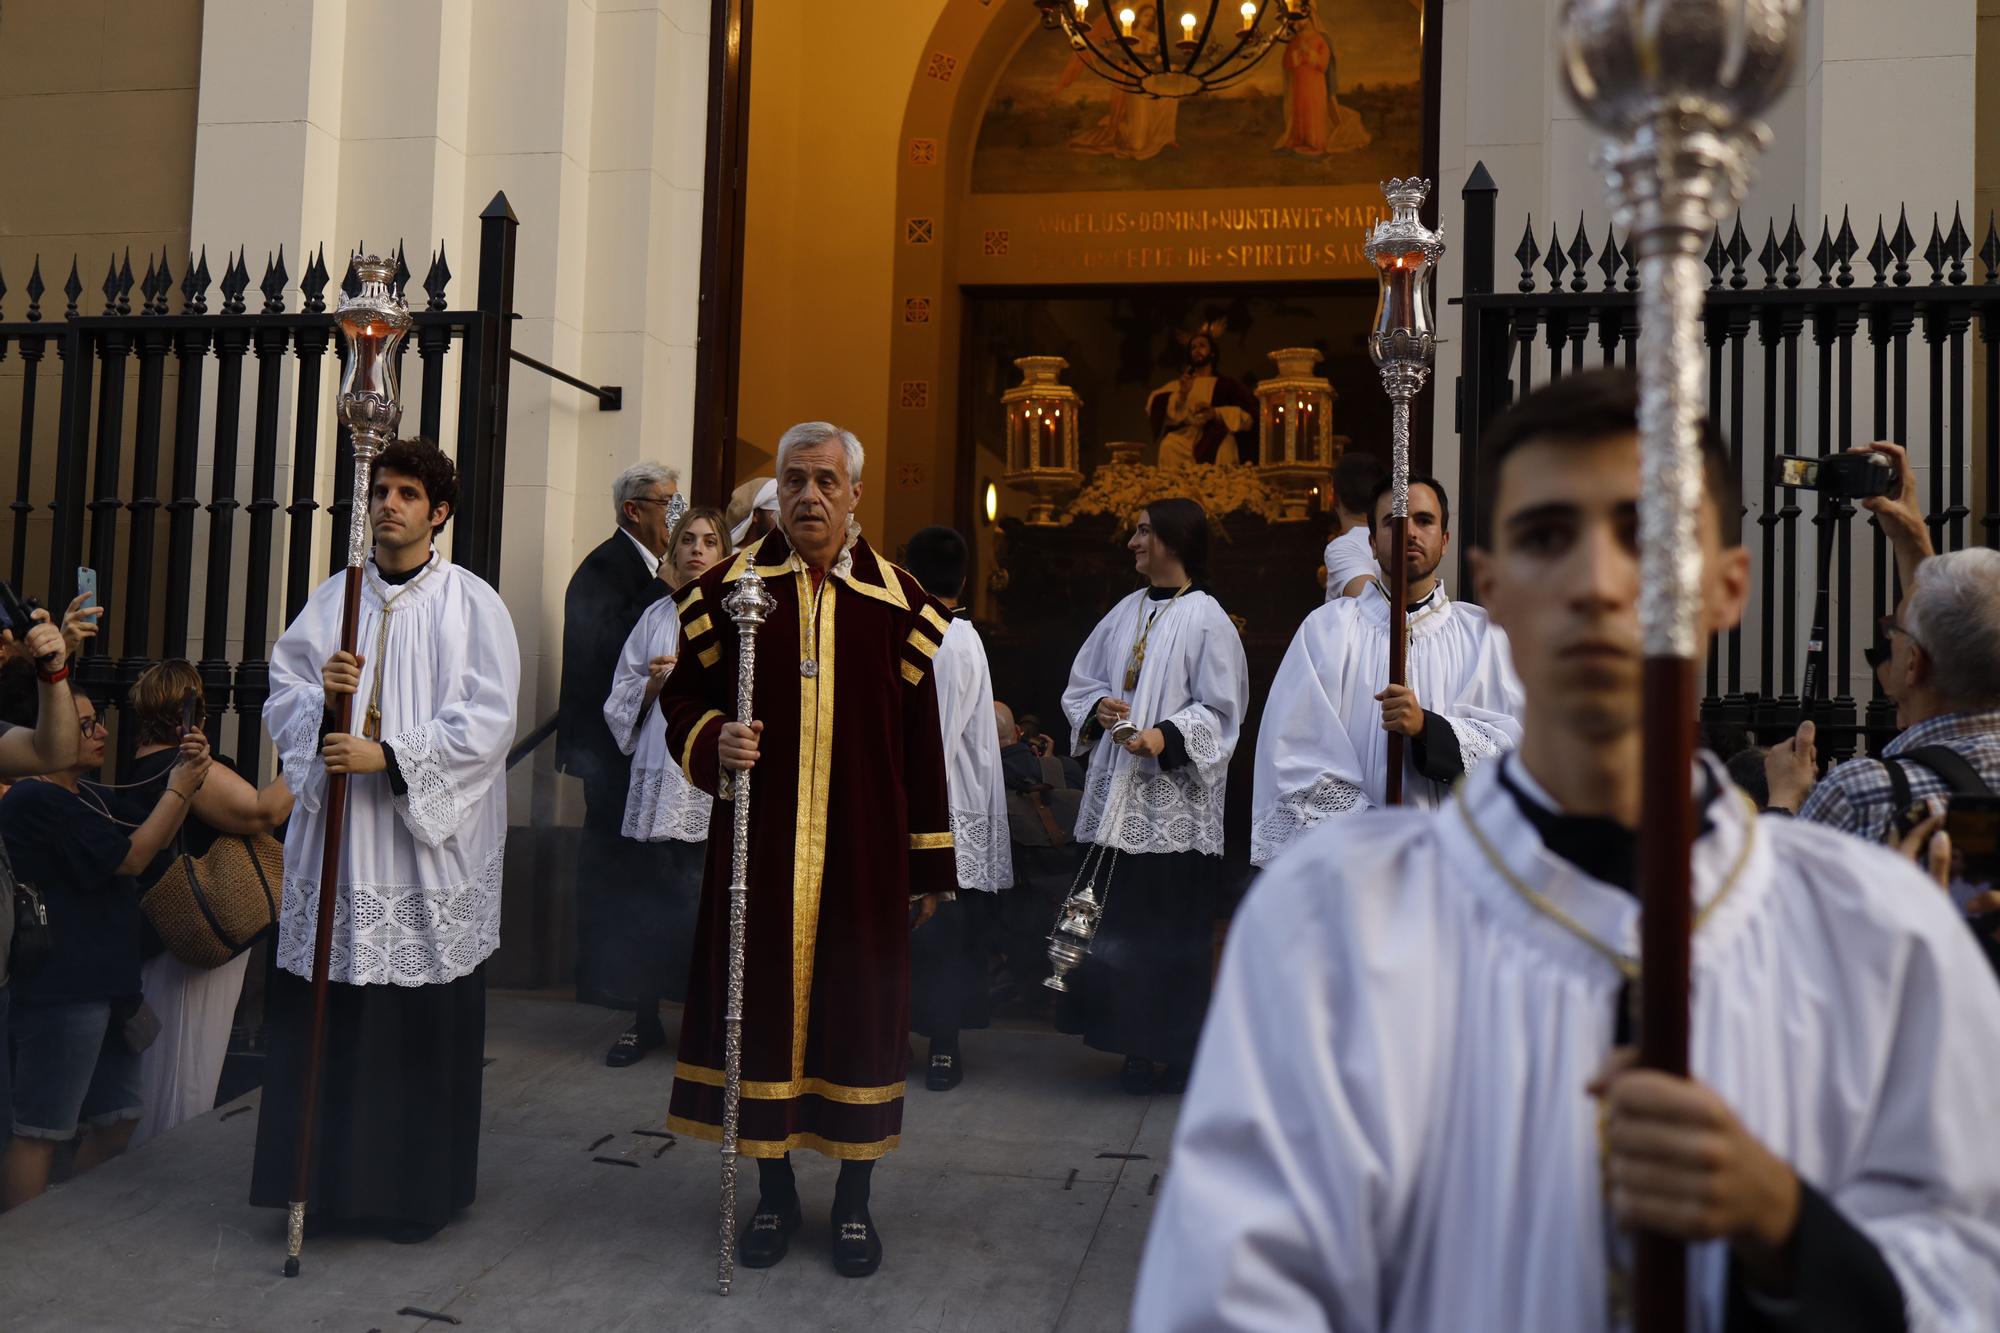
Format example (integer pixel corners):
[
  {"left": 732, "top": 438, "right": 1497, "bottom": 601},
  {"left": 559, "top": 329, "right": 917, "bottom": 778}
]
[
  {"left": 1062, "top": 588, "right": 1249, "bottom": 856},
  {"left": 934, "top": 616, "right": 1012, "bottom": 892},
  {"left": 1136, "top": 755, "right": 2000, "bottom": 1332},
  {"left": 265, "top": 555, "right": 521, "bottom": 987},
  {"left": 603, "top": 596, "right": 711, "bottom": 844},
  {"left": 1250, "top": 582, "right": 1523, "bottom": 865}
]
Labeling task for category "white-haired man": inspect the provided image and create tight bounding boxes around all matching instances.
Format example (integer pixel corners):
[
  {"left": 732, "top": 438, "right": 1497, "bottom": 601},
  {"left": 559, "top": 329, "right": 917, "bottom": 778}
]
[
  {"left": 1776, "top": 545, "right": 2000, "bottom": 847},
  {"left": 560, "top": 461, "right": 679, "bottom": 1043},
  {"left": 660, "top": 422, "right": 955, "bottom": 1279}
]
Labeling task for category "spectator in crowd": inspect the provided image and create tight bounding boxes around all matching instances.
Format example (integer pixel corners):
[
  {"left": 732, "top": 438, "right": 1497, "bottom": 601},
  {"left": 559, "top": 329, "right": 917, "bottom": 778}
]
[
  {"left": 727, "top": 477, "right": 778, "bottom": 546},
  {"left": 0, "top": 594, "right": 96, "bottom": 1166},
  {"left": 0, "top": 690, "right": 209, "bottom": 1210},
  {"left": 1724, "top": 743, "right": 1772, "bottom": 810},
  {"left": 560, "top": 462, "right": 677, "bottom": 1011},
  {"left": 1766, "top": 549, "right": 2000, "bottom": 836},
  {"left": 993, "top": 701, "right": 1085, "bottom": 1010},
  {"left": 119, "top": 661, "right": 293, "bottom": 1148},
  {"left": 1011, "top": 711, "right": 1084, "bottom": 790},
  {"left": 1320, "top": 450, "right": 1388, "bottom": 602}
]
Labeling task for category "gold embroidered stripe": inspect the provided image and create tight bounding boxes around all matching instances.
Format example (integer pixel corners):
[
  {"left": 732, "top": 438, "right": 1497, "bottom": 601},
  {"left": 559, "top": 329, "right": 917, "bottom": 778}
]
[
  {"left": 682, "top": 612, "right": 713, "bottom": 640},
  {"left": 680, "top": 708, "right": 724, "bottom": 783},
  {"left": 909, "top": 831, "right": 953, "bottom": 850},
  {"left": 899, "top": 660, "right": 924, "bottom": 687},
  {"left": 673, "top": 1062, "right": 905, "bottom": 1104},
  {"left": 666, "top": 1115, "right": 901, "bottom": 1161},
  {"left": 698, "top": 644, "right": 720, "bottom": 668},
  {"left": 919, "top": 603, "right": 950, "bottom": 635},
  {"left": 905, "top": 627, "right": 938, "bottom": 659},
  {"left": 792, "top": 573, "right": 836, "bottom": 1080}
]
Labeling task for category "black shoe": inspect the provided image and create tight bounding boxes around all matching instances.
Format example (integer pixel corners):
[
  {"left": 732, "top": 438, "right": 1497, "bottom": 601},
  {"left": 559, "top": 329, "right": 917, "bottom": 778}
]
[
  {"left": 926, "top": 1051, "right": 962, "bottom": 1092},
  {"left": 737, "top": 1194, "right": 802, "bottom": 1269},
  {"left": 605, "top": 1022, "right": 665, "bottom": 1068},
  {"left": 830, "top": 1209, "right": 882, "bottom": 1278},
  {"left": 1156, "top": 1062, "right": 1190, "bottom": 1094},
  {"left": 1119, "top": 1056, "right": 1156, "bottom": 1096}
]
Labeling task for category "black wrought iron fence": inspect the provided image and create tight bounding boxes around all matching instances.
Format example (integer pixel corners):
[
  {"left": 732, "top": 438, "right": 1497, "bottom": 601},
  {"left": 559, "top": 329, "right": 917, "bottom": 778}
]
[
  {"left": 0, "top": 193, "right": 521, "bottom": 779},
  {"left": 1453, "top": 164, "right": 2000, "bottom": 759}
]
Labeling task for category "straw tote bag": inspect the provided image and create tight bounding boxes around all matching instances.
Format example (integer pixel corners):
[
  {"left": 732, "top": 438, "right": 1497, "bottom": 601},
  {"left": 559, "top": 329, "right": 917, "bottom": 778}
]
[{"left": 142, "top": 832, "right": 285, "bottom": 969}]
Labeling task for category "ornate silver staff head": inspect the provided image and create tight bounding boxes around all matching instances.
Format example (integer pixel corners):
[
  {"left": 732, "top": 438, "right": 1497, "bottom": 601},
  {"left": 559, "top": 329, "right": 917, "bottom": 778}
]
[
  {"left": 335, "top": 256, "right": 413, "bottom": 567},
  {"left": 335, "top": 256, "right": 412, "bottom": 459},
  {"left": 723, "top": 567, "right": 775, "bottom": 629},
  {"left": 1559, "top": 0, "right": 1799, "bottom": 656},
  {"left": 664, "top": 489, "right": 690, "bottom": 536},
  {"left": 1365, "top": 179, "right": 1444, "bottom": 520}
]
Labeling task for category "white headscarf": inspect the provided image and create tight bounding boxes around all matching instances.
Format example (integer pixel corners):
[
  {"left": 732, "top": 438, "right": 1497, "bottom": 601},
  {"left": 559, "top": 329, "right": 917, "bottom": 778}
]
[{"left": 729, "top": 478, "right": 779, "bottom": 546}]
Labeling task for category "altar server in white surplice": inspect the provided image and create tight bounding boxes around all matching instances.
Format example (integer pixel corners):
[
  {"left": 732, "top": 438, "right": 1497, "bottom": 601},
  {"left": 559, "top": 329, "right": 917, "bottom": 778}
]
[
  {"left": 1059, "top": 499, "right": 1247, "bottom": 1096},
  {"left": 596, "top": 505, "right": 731, "bottom": 1069},
  {"left": 1136, "top": 369, "right": 2000, "bottom": 1333},
  {"left": 902, "top": 527, "right": 1011, "bottom": 1092},
  {"left": 250, "top": 438, "right": 521, "bottom": 1245},
  {"left": 1253, "top": 473, "right": 1522, "bottom": 865}
]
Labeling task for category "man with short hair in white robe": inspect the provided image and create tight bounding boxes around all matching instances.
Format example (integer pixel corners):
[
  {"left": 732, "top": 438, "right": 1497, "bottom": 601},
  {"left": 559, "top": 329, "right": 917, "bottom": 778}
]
[
  {"left": 1321, "top": 450, "right": 1386, "bottom": 602},
  {"left": 1059, "top": 498, "right": 1248, "bottom": 1095},
  {"left": 1136, "top": 369, "right": 2000, "bottom": 1331},
  {"left": 1252, "top": 472, "right": 1523, "bottom": 866},
  {"left": 251, "top": 438, "right": 521, "bottom": 1245},
  {"left": 903, "top": 527, "right": 1012, "bottom": 1092}
]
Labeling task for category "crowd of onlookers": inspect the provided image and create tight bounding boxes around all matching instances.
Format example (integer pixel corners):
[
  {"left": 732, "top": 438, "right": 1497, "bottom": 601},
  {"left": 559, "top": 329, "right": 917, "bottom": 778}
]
[{"left": 0, "top": 597, "right": 291, "bottom": 1212}]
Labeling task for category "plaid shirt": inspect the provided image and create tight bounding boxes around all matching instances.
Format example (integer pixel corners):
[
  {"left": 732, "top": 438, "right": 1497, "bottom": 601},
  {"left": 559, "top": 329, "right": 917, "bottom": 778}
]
[{"left": 1797, "top": 710, "right": 2000, "bottom": 845}]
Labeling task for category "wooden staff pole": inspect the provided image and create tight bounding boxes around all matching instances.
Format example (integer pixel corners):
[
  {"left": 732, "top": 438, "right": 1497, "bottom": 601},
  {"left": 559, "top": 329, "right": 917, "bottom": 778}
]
[{"left": 284, "top": 255, "right": 409, "bottom": 1277}]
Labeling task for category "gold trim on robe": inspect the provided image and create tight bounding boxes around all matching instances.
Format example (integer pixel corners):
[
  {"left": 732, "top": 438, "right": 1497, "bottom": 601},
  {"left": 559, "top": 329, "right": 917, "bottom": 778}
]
[
  {"left": 792, "top": 570, "right": 836, "bottom": 1082},
  {"left": 908, "top": 831, "right": 954, "bottom": 850},
  {"left": 671, "top": 1061, "right": 905, "bottom": 1104},
  {"left": 667, "top": 1114, "right": 901, "bottom": 1161}
]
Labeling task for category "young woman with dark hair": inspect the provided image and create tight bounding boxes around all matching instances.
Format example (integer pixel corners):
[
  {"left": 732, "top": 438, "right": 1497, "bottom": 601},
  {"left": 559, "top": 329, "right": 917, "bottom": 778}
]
[
  {"left": 1056, "top": 500, "right": 1248, "bottom": 1094},
  {"left": 120, "top": 660, "right": 293, "bottom": 1147}
]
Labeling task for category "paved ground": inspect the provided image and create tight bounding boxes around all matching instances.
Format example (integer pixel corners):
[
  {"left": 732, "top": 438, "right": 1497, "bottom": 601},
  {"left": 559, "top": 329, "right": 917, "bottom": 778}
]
[{"left": 0, "top": 996, "right": 1174, "bottom": 1332}]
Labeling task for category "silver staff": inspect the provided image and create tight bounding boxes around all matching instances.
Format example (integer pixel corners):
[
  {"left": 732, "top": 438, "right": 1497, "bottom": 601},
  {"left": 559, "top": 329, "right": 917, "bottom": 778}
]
[
  {"left": 1559, "top": 3, "right": 1798, "bottom": 1328},
  {"left": 715, "top": 569, "right": 774, "bottom": 1296},
  {"left": 1364, "top": 179, "right": 1443, "bottom": 806},
  {"left": 284, "top": 255, "right": 409, "bottom": 1278}
]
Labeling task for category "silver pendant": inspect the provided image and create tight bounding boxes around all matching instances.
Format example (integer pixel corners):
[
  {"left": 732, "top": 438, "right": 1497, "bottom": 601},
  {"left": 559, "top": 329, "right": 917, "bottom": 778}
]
[{"left": 799, "top": 659, "right": 818, "bottom": 678}]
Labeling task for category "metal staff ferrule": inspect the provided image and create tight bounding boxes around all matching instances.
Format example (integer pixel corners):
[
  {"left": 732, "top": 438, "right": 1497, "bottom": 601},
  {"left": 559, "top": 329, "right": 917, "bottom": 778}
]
[{"left": 716, "top": 567, "right": 775, "bottom": 1297}]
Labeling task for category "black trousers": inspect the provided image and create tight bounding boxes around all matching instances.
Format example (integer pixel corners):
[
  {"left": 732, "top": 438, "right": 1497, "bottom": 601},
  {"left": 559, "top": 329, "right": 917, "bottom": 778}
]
[{"left": 250, "top": 965, "right": 485, "bottom": 1230}]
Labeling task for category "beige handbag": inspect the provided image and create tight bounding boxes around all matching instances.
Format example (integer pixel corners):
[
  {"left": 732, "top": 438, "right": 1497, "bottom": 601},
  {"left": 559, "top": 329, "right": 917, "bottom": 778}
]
[{"left": 142, "top": 832, "right": 285, "bottom": 969}]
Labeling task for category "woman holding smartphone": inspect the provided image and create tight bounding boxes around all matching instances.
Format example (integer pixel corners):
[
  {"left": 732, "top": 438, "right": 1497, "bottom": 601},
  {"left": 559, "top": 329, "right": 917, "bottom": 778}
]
[{"left": 120, "top": 660, "right": 293, "bottom": 1147}]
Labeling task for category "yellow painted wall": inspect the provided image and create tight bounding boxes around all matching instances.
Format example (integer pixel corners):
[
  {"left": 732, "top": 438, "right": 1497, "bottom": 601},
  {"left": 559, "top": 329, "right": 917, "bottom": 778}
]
[{"left": 735, "top": 0, "right": 953, "bottom": 547}]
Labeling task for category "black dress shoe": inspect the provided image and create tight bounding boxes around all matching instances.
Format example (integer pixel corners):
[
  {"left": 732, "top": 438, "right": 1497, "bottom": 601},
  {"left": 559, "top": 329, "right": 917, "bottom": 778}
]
[
  {"left": 605, "top": 1022, "right": 665, "bottom": 1068},
  {"left": 926, "top": 1051, "right": 962, "bottom": 1092},
  {"left": 1119, "top": 1056, "right": 1156, "bottom": 1096},
  {"left": 830, "top": 1210, "right": 882, "bottom": 1278},
  {"left": 737, "top": 1194, "right": 802, "bottom": 1269}
]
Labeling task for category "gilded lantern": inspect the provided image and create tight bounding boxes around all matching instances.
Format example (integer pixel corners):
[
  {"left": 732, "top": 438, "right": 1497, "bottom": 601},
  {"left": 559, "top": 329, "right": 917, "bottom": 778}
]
[
  {"left": 1000, "top": 355, "right": 1085, "bottom": 526},
  {"left": 1256, "top": 347, "right": 1344, "bottom": 522}
]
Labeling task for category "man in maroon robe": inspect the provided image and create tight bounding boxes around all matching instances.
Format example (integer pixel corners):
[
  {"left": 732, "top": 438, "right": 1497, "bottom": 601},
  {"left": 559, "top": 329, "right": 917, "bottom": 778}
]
[{"left": 660, "top": 421, "right": 955, "bottom": 1279}]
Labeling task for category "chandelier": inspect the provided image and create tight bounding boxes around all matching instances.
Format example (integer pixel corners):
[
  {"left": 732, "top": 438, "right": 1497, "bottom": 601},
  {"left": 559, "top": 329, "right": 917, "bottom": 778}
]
[{"left": 1034, "top": 0, "right": 1313, "bottom": 99}]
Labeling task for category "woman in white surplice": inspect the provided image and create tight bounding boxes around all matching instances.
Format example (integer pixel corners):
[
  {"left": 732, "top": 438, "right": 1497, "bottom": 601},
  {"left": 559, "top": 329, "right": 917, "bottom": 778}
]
[
  {"left": 596, "top": 506, "right": 731, "bottom": 1067},
  {"left": 1059, "top": 499, "right": 1247, "bottom": 1095}
]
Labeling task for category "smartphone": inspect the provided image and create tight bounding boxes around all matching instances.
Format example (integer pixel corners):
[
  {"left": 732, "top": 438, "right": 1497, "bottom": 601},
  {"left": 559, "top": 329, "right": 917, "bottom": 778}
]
[
  {"left": 1946, "top": 796, "right": 2000, "bottom": 911},
  {"left": 180, "top": 689, "right": 199, "bottom": 739},
  {"left": 76, "top": 566, "right": 98, "bottom": 613}
]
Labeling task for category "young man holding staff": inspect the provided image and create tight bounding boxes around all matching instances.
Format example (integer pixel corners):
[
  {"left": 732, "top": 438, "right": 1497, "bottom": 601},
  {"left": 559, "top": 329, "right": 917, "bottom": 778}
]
[{"left": 1136, "top": 370, "right": 2000, "bottom": 1331}]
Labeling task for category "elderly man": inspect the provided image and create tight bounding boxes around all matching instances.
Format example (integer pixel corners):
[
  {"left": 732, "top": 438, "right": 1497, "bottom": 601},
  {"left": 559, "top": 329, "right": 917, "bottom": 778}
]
[
  {"left": 660, "top": 422, "right": 954, "bottom": 1279},
  {"left": 560, "top": 461, "right": 677, "bottom": 1028}
]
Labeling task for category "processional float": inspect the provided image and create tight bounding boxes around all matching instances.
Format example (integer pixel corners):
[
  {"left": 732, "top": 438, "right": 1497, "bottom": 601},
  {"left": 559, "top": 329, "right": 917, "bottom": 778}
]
[
  {"left": 1557, "top": 1, "right": 1800, "bottom": 1327},
  {"left": 284, "top": 256, "right": 411, "bottom": 1277},
  {"left": 1364, "top": 179, "right": 1444, "bottom": 807}
]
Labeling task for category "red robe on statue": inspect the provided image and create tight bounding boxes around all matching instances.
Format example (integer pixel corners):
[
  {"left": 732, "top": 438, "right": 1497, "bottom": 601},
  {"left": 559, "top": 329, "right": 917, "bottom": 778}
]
[{"left": 660, "top": 527, "right": 956, "bottom": 1160}]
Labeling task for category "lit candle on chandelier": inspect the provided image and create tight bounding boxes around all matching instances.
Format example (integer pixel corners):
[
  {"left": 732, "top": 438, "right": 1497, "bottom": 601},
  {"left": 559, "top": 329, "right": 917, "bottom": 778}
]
[
  {"left": 1180, "top": 11, "right": 1198, "bottom": 44},
  {"left": 1118, "top": 6, "right": 1136, "bottom": 37},
  {"left": 1240, "top": 1, "right": 1257, "bottom": 33},
  {"left": 1074, "top": 0, "right": 1089, "bottom": 19}
]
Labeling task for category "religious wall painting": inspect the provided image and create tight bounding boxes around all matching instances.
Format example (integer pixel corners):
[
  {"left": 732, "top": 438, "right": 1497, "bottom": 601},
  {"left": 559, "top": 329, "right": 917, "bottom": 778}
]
[{"left": 971, "top": 0, "right": 1423, "bottom": 196}]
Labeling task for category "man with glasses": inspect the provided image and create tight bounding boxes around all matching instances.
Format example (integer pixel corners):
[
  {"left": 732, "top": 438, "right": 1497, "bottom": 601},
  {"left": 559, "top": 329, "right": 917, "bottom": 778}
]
[
  {"left": 1763, "top": 443, "right": 2000, "bottom": 844},
  {"left": 559, "top": 462, "right": 681, "bottom": 1024}
]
